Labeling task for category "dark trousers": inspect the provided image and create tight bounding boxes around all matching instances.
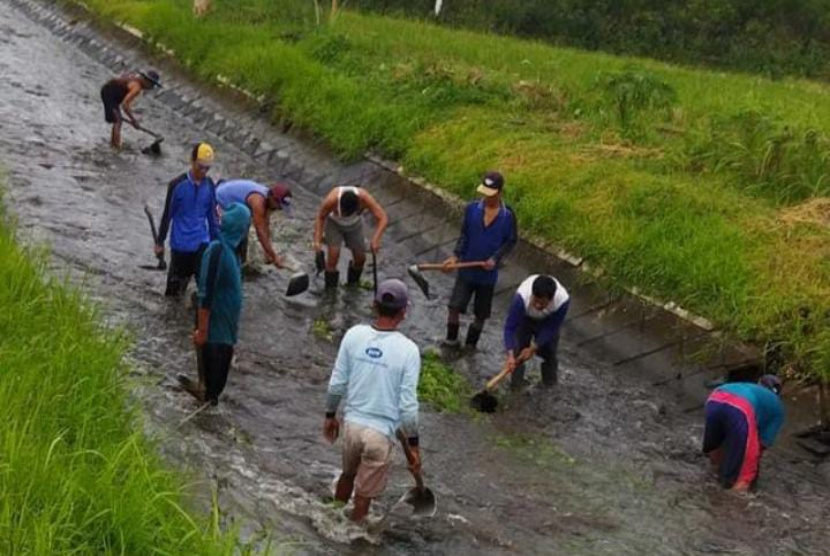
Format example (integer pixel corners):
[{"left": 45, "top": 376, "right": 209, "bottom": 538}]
[
  {"left": 237, "top": 236, "right": 249, "bottom": 266},
  {"left": 164, "top": 245, "right": 206, "bottom": 297},
  {"left": 702, "top": 401, "right": 755, "bottom": 489},
  {"left": 201, "top": 343, "right": 234, "bottom": 403},
  {"left": 510, "top": 319, "right": 560, "bottom": 387}
]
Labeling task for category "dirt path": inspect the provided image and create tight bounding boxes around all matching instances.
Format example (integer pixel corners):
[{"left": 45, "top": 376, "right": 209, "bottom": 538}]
[{"left": 2, "top": 0, "right": 829, "bottom": 553}]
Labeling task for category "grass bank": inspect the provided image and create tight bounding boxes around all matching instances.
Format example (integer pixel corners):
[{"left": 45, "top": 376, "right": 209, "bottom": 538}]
[
  {"left": 84, "top": 0, "right": 830, "bottom": 377},
  {"left": 0, "top": 199, "right": 234, "bottom": 553}
]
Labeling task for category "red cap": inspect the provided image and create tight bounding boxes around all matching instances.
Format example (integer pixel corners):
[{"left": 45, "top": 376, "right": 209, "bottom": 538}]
[{"left": 269, "top": 183, "right": 292, "bottom": 213}]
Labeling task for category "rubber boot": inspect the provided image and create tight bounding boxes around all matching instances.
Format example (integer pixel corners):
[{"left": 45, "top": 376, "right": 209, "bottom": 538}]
[
  {"left": 324, "top": 270, "right": 340, "bottom": 290},
  {"left": 465, "top": 323, "right": 484, "bottom": 350},
  {"left": 541, "top": 357, "right": 559, "bottom": 387},
  {"left": 510, "top": 363, "right": 527, "bottom": 391},
  {"left": 346, "top": 263, "right": 364, "bottom": 287},
  {"left": 442, "top": 322, "right": 460, "bottom": 347}
]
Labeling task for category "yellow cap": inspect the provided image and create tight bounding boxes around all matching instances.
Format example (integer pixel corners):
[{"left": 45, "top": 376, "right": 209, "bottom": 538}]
[{"left": 193, "top": 142, "right": 215, "bottom": 165}]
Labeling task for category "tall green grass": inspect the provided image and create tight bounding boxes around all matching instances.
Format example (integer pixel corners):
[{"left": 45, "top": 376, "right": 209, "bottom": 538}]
[
  {"left": 0, "top": 200, "right": 235, "bottom": 553},
  {"left": 83, "top": 0, "right": 830, "bottom": 378}
]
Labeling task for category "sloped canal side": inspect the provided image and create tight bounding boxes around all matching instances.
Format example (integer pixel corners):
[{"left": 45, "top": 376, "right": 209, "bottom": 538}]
[{"left": 1, "top": 0, "right": 829, "bottom": 553}]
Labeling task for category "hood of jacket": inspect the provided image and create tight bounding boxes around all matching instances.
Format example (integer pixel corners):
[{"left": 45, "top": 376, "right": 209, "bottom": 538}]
[{"left": 219, "top": 202, "right": 251, "bottom": 249}]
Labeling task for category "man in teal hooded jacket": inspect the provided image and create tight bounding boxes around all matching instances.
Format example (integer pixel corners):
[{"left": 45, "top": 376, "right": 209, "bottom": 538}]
[{"left": 185, "top": 202, "right": 251, "bottom": 405}]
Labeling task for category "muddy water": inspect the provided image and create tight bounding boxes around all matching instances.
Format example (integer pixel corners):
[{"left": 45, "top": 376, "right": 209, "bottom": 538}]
[{"left": 2, "top": 0, "right": 830, "bottom": 553}]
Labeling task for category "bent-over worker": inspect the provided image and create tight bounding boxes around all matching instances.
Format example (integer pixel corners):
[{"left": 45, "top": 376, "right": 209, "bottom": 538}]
[
  {"left": 215, "top": 179, "right": 292, "bottom": 268},
  {"left": 504, "top": 274, "right": 570, "bottom": 388},
  {"left": 100, "top": 69, "right": 161, "bottom": 149},
  {"left": 703, "top": 374, "right": 785, "bottom": 491},
  {"left": 313, "top": 186, "right": 388, "bottom": 289}
]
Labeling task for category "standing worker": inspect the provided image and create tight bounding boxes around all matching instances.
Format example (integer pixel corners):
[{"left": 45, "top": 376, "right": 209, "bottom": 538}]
[
  {"left": 100, "top": 69, "right": 161, "bottom": 149},
  {"left": 702, "top": 374, "right": 785, "bottom": 491},
  {"left": 323, "top": 279, "right": 422, "bottom": 523},
  {"left": 442, "top": 171, "right": 518, "bottom": 349},
  {"left": 504, "top": 274, "right": 570, "bottom": 388},
  {"left": 313, "top": 186, "right": 388, "bottom": 290},
  {"left": 155, "top": 143, "right": 219, "bottom": 297},
  {"left": 182, "top": 203, "right": 251, "bottom": 404},
  {"left": 215, "top": 179, "right": 293, "bottom": 267}
]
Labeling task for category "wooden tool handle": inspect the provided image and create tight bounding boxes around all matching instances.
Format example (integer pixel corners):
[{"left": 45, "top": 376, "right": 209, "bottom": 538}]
[
  {"left": 416, "top": 261, "right": 488, "bottom": 271},
  {"left": 484, "top": 353, "right": 532, "bottom": 391},
  {"left": 396, "top": 429, "right": 424, "bottom": 490}
]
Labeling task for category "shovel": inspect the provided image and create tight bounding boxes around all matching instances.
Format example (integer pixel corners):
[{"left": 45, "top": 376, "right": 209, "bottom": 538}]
[
  {"left": 372, "top": 251, "right": 378, "bottom": 296},
  {"left": 134, "top": 123, "right": 164, "bottom": 156},
  {"left": 470, "top": 354, "right": 531, "bottom": 413},
  {"left": 139, "top": 204, "right": 167, "bottom": 271},
  {"left": 283, "top": 263, "right": 310, "bottom": 297},
  {"left": 395, "top": 429, "right": 436, "bottom": 517},
  {"left": 406, "top": 261, "right": 488, "bottom": 299}
]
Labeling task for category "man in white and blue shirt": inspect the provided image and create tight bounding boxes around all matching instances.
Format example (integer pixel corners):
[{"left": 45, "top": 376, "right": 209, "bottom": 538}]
[
  {"left": 504, "top": 274, "right": 570, "bottom": 388},
  {"left": 323, "top": 279, "right": 422, "bottom": 522}
]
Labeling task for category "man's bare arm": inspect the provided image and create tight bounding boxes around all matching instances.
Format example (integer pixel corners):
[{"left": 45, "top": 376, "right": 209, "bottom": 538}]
[
  {"left": 361, "top": 190, "right": 388, "bottom": 253},
  {"left": 313, "top": 191, "right": 338, "bottom": 251},
  {"left": 121, "top": 81, "right": 143, "bottom": 127},
  {"left": 248, "top": 195, "right": 281, "bottom": 266}
]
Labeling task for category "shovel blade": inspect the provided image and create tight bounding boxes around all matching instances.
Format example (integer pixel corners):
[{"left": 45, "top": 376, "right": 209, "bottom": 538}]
[
  {"left": 285, "top": 272, "right": 310, "bottom": 297},
  {"left": 470, "top": 390, "right": 499, "bottom": 413},
  {"left": 315, "top": 250, "right": 325, "bottom": 275},
  {"left": 142, "top": 138, "right": 164, "bottom": 156},
  {"left": 407, "top": 264, "right": 430, "bottom": 299},
  {"left": 402, "top": 486, "right": 437, "bottom": 518}
]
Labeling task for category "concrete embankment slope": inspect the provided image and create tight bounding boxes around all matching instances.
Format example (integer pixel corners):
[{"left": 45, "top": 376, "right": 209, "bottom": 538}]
[{"left": 1, "top": 0, "right": 829, "bottom": 553}]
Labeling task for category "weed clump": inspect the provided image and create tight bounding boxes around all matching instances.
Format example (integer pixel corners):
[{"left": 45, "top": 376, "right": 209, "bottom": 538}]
[{"left": 418, "top": 351, "right": 471, "bottom": 413}]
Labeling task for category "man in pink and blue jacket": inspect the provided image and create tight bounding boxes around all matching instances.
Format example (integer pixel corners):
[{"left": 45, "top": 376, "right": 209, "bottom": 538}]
[{"left": 703, "top": 374, "right": 785, "bottom": 491}]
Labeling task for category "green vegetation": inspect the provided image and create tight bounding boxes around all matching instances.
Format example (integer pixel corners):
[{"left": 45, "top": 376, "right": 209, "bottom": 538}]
[
  {"left": 311, "top": 317, "right": 334, "bottom": 341},
  {"left": 0, "top": 198, "right": 235, "bottom": 553},
  {"left": 418, "top": 351, "right": 471, "bottom": 413},
  {"left": 493, "top": 433, "right": 577, "bottom": 468},
  {"left": 351, "top": 0, "right": 830, "bottom": 81},
  {"left": 84, "top": 0, "right": 830, "bottom": 379}
]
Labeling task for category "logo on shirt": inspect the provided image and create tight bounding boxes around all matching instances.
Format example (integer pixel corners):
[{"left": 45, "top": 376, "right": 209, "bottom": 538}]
[{"left": 365, "top": 347, "right": 383, "bottom": 359}]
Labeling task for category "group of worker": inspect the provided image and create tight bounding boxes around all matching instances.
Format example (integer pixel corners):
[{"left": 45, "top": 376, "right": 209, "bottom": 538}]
[{"left": 104, "top": 69, "right": 786, "bottom": 523}]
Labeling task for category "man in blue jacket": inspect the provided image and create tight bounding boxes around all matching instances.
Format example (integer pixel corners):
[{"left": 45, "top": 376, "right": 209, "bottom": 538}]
[
  {"left": 182, "top": 202, "right": 251, "bottom": 405},
  {"left": 442, "top": 171, "right": 518, "bottom": 349},
  {"left": 504, "top": 274, "right": 570, "bottom": 388},
  {"left": 155, "top": 143, "right": 219, "bottom": 297}
]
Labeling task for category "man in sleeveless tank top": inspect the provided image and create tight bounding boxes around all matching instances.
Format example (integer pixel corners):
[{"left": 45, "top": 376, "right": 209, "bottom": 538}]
[
  {"left": 313, "top": 186, "right": 389, "bottom": 289},
  {"left": 99, "top": 69, "right": 161, "bottom": 149}
]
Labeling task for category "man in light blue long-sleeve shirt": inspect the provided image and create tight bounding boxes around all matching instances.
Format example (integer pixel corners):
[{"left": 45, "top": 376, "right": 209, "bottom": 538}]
[{"left": 323, "top": 279, "right": 422, "bottom": 522}]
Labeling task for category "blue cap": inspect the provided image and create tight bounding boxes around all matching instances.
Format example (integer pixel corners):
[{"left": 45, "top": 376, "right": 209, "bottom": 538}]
[{"left": 375, "top": 279, "right": 409, "bottom": 309}]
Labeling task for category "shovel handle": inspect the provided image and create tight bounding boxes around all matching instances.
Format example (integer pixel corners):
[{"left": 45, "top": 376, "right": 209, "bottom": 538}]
[
  {"left": 484, "top": 352, "right": 532, "bottom": 391},
  {"left": 396, "top": 429, "right": 424, "bottom": 491},
  {"left": 416, "top": 261, "right": 488, "bottom": 271}
]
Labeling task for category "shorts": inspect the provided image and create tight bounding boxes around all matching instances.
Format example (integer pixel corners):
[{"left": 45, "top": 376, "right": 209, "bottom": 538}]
[
  {"left": 702, "top": 391, "right": 762, "bottom": 489},
  {"left": 341, "top": 422, "right": 394, "bottom": 499},
  {"left": 165, "top": 246, "right": 206, "bottom": 297},
  {"left": 200, "top": 343, "right": 234, "bottom": 403},
  {"left": 448, "top": 275, "right": 495, "bottom": 320},
  {"left": 100, "top": 83, "right": 123, "bottom": 124},
  {"left": 324, "top": 217, "right": 366, "bottom": 254}
]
